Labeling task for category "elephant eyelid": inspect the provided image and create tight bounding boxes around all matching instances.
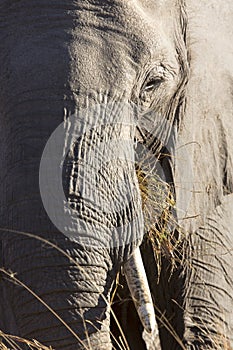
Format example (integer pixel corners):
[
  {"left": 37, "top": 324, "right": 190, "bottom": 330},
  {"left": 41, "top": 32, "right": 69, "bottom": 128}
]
[
  {"left": 135, "top": 65, "right": 170, "bottom": 108},
  {"left": 143, "top": 76, "right": 164, "bottom": 92},
  {"left": 141, "top": 64, "right": 168, "bottom": 93}
]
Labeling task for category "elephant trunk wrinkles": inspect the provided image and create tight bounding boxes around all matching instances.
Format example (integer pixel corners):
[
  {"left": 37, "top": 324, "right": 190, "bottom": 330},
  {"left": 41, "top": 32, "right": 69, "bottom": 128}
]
[
  {"left": 3, "top": 237, "right": 113, "bottom": 349},
  {"left": 0, "top": 94, "right": 143, "bottom": 349}
]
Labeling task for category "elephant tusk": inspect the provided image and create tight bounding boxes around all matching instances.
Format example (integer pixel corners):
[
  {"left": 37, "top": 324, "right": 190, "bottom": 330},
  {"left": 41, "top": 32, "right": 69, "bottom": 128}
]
[{"left": 123, "top": 246, "right": 157, "bottom": 334}]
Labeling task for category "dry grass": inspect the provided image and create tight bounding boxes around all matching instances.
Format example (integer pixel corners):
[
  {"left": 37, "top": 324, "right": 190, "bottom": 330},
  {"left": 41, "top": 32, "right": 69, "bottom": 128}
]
[
  {"left": 0, "top": 330, "right": 53, "bottom": 350},
  {"left": 136, "top": 161, "right": 181, "bottom": 279}
]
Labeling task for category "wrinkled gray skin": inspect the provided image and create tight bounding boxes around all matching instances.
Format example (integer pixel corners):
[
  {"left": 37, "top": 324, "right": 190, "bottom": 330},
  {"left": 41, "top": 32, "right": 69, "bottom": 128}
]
[{"left": 0, "top": 1, "right": 232, "bottom": 350}]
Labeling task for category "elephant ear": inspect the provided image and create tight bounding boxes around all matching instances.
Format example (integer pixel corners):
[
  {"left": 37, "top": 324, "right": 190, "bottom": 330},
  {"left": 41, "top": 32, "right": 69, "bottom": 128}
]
[{"left": 176, "top": 0, "right": 233, "bottom": 229}]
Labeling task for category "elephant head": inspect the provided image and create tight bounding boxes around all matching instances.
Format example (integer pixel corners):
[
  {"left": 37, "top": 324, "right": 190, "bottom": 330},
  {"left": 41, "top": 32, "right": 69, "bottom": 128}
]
[{"left": 0, "top": 0, "right": 188, "bottom": 349}]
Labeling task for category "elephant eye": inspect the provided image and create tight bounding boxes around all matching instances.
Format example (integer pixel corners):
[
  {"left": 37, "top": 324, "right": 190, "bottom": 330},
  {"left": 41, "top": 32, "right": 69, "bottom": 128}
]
[
  {"left": 143, "top": 77, "right": 164, "bottom": 93},
  {"left": 139, "top": 74, "right": 164, "bottom": 109}
]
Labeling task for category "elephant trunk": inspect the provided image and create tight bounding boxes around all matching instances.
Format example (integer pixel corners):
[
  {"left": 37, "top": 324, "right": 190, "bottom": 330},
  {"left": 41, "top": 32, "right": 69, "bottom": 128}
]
[
  {"left": 0, "top": 91, "right": 144, "bottom": 349},
  {"left": 2, "top": 237, "right": 114, "bottom": 349}
]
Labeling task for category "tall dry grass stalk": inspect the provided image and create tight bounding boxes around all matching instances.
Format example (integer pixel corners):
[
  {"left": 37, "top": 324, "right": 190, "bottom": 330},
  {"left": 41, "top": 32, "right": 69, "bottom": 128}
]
[{"left": 0, "top": 330, "right": 53, "bottom": 350}]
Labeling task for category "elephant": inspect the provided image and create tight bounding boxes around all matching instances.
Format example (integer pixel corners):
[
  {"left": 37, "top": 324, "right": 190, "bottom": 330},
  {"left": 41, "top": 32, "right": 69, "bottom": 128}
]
[{"left": 0, "top": 1, "right": 232, "bottom": 350}]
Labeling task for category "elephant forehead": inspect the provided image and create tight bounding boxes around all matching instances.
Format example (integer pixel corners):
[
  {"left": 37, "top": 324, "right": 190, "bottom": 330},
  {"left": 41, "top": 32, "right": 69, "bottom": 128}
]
[
  {"left": 68, "top": 1, "right": 179, "bottom": 90},
  {"left": 1, "top": 0, "right": 180, "bottom": 97},
  {"left": 70, "top": 0, "right": 174, "bottom": 56}
]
